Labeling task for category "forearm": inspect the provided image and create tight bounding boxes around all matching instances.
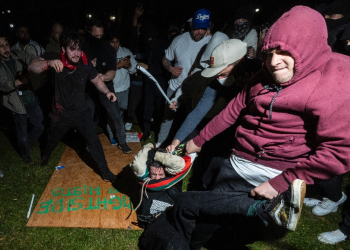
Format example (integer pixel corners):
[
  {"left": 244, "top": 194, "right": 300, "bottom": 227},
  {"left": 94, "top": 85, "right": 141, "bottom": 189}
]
[
  {"left": 91, "top": 76, "right": 110, "bottom": 95},
  {"left": 175, "top": 88, "right": 217, "bottom": 142},
  {"left": 28, "top": 58, "right": 48, "bottom": 74},
  {"left": 162, "top": 56, "right": 172, "bottom": 72},
  {"left": 102, "top": 70, "right": 116, "bottom": 82}
]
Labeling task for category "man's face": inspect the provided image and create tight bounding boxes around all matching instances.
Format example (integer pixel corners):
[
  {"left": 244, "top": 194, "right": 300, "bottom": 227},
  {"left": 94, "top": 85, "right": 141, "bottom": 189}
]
[
  {"left": 218, "top": 64, "right": 235, "bottom": 79},
  {"left": 52, "top": 24, "right": 63, "bottom": 43},
  {"left": 190, "top": 23, "right": 206, "bottom": 42},
  {"left": 62, "top": 41, "right": 81, "bottom": 65},
  {"left": 149, "top": 166, "right": 166, "bottom": 180},
  {"left": 0, "top": 37, "right": 10, "bottom": 60},
  {"left": 266, "top": 48, "right": 295, "bottom": 84},
  {"left": 91, "top": 26, "right": 104, "bottom": 39},
  {"left": 17, "top": 27, "right": 30, "bottom": 40},
  {"left": 109, "top": 38, "right": 120, "bottom": 52}
]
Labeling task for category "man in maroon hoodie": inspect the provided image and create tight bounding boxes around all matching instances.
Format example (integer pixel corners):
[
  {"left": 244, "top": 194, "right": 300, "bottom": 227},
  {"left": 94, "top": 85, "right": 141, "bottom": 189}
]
[{"left": 163, "top": 5, "right": 350, "bottom": 249}]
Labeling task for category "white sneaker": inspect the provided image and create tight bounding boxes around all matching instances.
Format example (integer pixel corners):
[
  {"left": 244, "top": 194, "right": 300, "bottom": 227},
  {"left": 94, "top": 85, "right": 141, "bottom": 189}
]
[
  {"left": 318, "top": 229, "right": 347, "bottom": 245},
  {"left": 312, "top": 192, "right": 347, "bottom": 216},
  {"left": 304, "top": 198, "right": 321, "bottom": 207},
  {"left": 125, "top": 122, "right": 132, "bottom": 131}
]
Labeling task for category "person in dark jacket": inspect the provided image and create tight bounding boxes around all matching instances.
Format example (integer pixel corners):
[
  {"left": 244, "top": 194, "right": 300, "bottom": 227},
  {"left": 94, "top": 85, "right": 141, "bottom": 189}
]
[{"left": 137, "top": 24, "right": 169, "bottom": 141}]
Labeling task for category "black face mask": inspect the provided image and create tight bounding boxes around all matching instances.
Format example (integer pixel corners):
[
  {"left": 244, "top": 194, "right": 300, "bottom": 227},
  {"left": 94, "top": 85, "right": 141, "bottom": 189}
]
[
  {"left": 19, "top": 38, "right": 30, "bottom": 46},
  {"left": 232, "top": 21, "right": 251, "bottom": 40},
  {"left": 89, "top": 34, "right": 105, "bottom": 48}
]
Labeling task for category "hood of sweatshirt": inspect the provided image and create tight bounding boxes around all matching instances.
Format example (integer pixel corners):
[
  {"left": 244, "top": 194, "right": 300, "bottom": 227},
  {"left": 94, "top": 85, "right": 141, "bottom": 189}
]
[{"left": 262, "top": 6, "right": 332, "bottom": 87}]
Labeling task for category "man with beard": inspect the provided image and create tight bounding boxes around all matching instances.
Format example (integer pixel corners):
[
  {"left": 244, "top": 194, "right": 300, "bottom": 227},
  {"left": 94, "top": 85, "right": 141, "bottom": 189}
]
[
  {"left": 28, "top": 29, "right": 118, "bottom": 182},
  {"left": 82, "top": 19, "right": 131, "bottom": 153},
  {"left": 157, "top": 8, "right": 212, "bottom": 147},
  {"left": 0, "top": 33, "right": 44, "bottom": 164},
  {"left": 46, "top": 23, "right": 63, "bottom": 53},
  {"left": 11, "top": 25, "right": 45, "bottom": 58}
]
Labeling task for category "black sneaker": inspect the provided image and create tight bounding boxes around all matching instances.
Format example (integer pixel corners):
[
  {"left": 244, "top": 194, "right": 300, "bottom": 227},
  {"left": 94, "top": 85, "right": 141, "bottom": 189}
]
[
  {"left": 22, "top": 156, "right": 34, "bottom": 164},
  {"left": 101, "top": 170, "right": 117, "bottom": 182},
  {"left": 118, "top": 143, "right": 132, "bottom": 154},
  {"left": 264, "top": 179, "right": 306, "bottom": 231},
  {"left": 40, "top": 156, "right": 49, "bottom": 166}
]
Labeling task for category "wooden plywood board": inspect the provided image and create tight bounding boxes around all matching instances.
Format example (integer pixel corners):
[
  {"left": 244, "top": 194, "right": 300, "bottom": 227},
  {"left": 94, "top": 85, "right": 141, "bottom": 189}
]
[{"left": 27, "top": 134, "right": 142, "bottom": 229}]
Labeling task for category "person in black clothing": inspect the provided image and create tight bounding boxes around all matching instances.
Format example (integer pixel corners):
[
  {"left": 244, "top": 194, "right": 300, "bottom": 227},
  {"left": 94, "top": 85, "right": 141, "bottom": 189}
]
[
  {"left": 82, "top": 19, "right": 131, "bottom": 153},
  {"left": 28, "top": 29, "right": 118, "bottom": 182},
  {"left": 137, "top": 24, "right": 169, "bottom": 141}
]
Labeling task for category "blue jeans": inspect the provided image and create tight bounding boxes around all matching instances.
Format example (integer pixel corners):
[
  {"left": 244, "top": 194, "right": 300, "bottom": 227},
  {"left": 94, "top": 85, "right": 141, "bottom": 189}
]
[{"left": 12, "top": 100, "right": 44, "bottom": 158}]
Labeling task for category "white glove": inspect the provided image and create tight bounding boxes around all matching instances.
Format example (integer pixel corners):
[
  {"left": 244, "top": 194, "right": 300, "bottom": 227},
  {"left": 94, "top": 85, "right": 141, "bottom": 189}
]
[
  {"left": 154, "top": 152, "right": 185, "bottom": 175},
  {"left": 131, "top": 143, "right": 154, "bottom": 177}
]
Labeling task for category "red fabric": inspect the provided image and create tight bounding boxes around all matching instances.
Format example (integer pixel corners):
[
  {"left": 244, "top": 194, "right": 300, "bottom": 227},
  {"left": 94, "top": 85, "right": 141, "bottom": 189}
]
[
  {"left": 193, "top": 6, "right": 350, "bottom": 192},
  {"left": 140, "top": 156, "right": 192, "bottom": 189},
  {"left": 59, "top": 51, "right": 88, "bottom": 69}
]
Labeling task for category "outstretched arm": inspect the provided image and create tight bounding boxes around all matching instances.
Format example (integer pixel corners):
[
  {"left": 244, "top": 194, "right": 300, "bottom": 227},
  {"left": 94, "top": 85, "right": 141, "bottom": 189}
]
[
  {"left": 29, "top": 58, "right": 63, "bottom": 74},
  {"left": 90, "top": 75, "right": 116, "bottom": 102}
]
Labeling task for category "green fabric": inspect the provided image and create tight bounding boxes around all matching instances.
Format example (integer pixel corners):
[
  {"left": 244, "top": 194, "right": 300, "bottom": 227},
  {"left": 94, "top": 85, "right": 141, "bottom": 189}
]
[
  {"left": 247, "top": 200, "right": 268, "bottom": 226},
  {"left": 20, "top": 90, "right": 35, "bottom": 105}
]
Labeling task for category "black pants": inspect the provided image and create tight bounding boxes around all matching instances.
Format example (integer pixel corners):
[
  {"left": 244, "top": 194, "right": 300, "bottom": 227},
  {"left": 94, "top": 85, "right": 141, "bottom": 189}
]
[
  {"left": 127, "top": 81, "right": 143, "bottom": 123},
  {"left": 141, "top": 157, "right": 261, "bottom": 249},
  {"left": 12, "top": 100, "right": 44, "bottom": 158},
  {"left": 97, "top": 83, "right": 126, "bottom": 145},
  {"left": 171, "top": 157, "right": 258, "bottom": 248},
  {"left": 311, "top": 175, "right": 343, "bottom": 202},
  {"left": 340, "top": 205, "right": 350, "bottom": 237},
  {"left": 43, "top": 109, "right": 108, "bottom": 170},
  {"left": 143, "top": 78, "right": 166, "bottom": 136}
]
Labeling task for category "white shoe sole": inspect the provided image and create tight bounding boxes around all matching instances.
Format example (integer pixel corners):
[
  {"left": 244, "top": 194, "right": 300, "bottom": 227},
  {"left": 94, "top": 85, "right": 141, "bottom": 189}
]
[{"left": 287, "top": 179, "right": 306, "bottom": 231}]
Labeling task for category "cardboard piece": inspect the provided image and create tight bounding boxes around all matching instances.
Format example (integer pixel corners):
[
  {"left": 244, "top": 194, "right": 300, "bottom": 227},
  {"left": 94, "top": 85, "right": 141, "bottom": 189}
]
[{"left": 27, "top": 134, "right": 141, "bottom": 229}]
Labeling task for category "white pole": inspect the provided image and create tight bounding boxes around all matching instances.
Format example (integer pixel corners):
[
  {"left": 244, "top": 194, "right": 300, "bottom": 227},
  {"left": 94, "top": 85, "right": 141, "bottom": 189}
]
[
  {"left": 27, "top": 194, "right": 35, "bottom": 219},
  {"left": 137, "top": 66, "right": 173, "bottom": 106}
]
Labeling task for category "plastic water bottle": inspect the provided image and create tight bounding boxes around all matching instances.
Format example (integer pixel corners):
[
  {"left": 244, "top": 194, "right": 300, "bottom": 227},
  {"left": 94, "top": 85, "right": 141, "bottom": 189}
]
[{"left": 0, "top": 170, "right": 4, "bottom": 178}]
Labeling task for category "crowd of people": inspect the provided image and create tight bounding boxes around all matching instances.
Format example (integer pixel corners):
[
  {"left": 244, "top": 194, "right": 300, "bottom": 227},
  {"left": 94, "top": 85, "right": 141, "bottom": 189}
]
[{"left": 1, "top": 1, "right": 350, "bottom": 248}]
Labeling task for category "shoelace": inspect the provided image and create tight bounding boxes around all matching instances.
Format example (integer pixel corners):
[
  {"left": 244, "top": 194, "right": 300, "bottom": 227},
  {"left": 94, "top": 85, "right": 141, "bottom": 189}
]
[{"left": 132, "top": 178, "right": 151, "bottom": 213}]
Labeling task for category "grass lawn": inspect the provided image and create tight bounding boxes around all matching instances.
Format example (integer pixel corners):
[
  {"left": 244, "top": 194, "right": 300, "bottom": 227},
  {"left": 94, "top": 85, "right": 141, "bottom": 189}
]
[{"left": 0, "top": 124, "right": 349, "bottom": 250}]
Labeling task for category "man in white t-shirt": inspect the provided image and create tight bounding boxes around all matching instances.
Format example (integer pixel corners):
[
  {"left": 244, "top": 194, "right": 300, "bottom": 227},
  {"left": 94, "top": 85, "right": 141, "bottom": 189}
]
[{"left": 157, "top": 8, "right": 212, "bottom": 146}]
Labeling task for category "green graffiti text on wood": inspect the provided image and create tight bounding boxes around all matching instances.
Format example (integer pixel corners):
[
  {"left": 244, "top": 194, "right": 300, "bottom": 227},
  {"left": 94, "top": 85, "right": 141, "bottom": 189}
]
[{"left": 37, "top": 185, "right": 133, "bottom": 214}]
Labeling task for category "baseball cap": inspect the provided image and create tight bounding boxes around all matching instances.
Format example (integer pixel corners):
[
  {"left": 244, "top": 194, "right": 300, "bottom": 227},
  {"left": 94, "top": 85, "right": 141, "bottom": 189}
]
[
  {"left": 192, "top": 9, "right": 211, "bottom": 30},
  {"left": 201, "top": 39, "right": 247, "bottom": 78}
]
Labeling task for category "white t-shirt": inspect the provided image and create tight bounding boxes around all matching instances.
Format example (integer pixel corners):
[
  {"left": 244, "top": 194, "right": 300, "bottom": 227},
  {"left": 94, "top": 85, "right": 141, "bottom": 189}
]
[
  {"left": 165, "top": 32, "right": 211, "bottom": 91},
  {"left": 230, "top": 154, "right": 282, "bottom": 187},
  {"left": 113, "top": 46, "right": 137, "bottom": 93}
]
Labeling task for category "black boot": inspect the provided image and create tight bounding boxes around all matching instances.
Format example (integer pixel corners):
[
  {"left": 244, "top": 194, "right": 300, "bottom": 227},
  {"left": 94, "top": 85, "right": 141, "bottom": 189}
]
[{"left": 100, "top": 167, "right": 117, "bottom": 182}]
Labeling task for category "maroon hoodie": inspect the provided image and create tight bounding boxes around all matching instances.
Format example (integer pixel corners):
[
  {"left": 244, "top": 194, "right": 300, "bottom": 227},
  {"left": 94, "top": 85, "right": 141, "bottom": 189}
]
[{"left": 193, "top": 6, "right": 350, "bottom": 192}]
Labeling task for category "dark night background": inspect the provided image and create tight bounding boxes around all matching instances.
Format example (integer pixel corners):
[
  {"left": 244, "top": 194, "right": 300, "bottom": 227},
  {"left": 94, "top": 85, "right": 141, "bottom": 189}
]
[{"left": 0, "top": 0, "right": 333, "bottom": 46}]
